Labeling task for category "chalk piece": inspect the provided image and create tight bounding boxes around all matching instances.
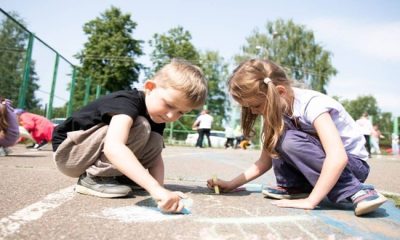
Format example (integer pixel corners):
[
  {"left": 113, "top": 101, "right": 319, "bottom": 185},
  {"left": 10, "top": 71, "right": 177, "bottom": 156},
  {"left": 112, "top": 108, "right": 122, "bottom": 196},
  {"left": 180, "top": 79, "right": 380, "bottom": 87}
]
[
  {"left": 213, "top": 175, "right": 220, "bottom": 194},
  {"left": 156, "top": 198, "right": 193, "bottom": 215}
]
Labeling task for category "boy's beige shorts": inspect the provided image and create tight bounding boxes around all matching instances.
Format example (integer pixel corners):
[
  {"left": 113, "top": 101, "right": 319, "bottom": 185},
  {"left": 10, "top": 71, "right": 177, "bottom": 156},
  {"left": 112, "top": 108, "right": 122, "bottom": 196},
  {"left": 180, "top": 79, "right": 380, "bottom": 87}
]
[{"left": 53, "top": 116, "right": 163, "bottom": 177}]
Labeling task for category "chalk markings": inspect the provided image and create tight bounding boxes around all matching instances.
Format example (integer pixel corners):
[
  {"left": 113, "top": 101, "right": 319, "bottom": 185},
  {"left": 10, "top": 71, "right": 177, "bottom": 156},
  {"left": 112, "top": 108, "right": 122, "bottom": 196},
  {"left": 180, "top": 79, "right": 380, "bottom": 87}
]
[
  {"left": 0, "top": 185, "right": 75, "bottom": 239},
  {"left": 196, "top": 214, "right": 314, "bottom": 224},
  {"left": 86, "top": 205, "right": 185, "bottom": 223}
]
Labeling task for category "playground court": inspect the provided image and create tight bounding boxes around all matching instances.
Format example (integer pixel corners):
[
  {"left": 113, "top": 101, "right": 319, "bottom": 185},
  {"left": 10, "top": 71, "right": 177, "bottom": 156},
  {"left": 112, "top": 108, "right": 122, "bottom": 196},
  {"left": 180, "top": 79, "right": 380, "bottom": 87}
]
[{"left": 1, "top": 144, "right": 400, "bottom": 240}]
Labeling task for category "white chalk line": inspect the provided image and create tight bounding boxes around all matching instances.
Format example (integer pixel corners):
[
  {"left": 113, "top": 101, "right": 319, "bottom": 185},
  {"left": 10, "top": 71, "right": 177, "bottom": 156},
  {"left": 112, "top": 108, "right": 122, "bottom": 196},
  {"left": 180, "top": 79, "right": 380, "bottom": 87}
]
[
  {"left": 196, "top": 214, "right": 314, "bottom": 224},
  {"left": 85, "top": 205, "right": 185, "bottom": 223},
  {"left": 0, "top": 185, "right": 75, "bottom": 239}
]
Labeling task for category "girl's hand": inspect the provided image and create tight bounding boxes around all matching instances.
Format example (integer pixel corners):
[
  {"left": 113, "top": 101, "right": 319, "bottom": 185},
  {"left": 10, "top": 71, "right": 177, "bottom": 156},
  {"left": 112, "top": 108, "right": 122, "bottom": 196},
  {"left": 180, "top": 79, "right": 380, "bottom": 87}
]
[
  {"left": 270, "top": 198, "right": 316, "bottom": 210},
  {"left": 206, "top": 178, "right": 233, "bottom": 193},
  {"left": 152, "top": 187, "right": 187, "bottom": 213}
]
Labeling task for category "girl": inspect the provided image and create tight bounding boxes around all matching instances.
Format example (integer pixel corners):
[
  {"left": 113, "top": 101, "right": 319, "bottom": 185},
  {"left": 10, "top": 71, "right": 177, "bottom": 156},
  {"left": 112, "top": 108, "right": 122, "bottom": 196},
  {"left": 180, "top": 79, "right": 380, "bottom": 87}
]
[
  {"left": 207, "top": 59, "right": 386, "bottom": 216},
  {"left": 0, "top": 97, "right": 19, "bottom": 156}
]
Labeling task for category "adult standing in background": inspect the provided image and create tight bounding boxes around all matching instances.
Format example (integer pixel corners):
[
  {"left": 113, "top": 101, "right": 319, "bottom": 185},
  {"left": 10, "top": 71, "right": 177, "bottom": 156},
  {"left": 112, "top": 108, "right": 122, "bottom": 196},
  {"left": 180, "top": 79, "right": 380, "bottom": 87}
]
[
  {"left": 192, "top": 109, "right": 213, "bottom": 148},
  {"left": 356, "top": 112, "right": 373, "bottom": 157}
]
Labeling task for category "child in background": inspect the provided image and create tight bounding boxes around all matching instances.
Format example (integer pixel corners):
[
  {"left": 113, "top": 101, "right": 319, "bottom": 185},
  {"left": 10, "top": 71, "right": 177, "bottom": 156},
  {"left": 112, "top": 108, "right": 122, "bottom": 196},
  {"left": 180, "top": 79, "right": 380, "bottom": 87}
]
[
  {"left": 52, "top": 59, "right": 207, "bottom": 213},
  {"left": 15, "top": 109, "right": 54, "bottom": 150},
  {"left": 207, "top": 59, "right": 386, "bottom": 216},
  {"left": 0, "top": 97, "right": 19, "bottom": 156}
]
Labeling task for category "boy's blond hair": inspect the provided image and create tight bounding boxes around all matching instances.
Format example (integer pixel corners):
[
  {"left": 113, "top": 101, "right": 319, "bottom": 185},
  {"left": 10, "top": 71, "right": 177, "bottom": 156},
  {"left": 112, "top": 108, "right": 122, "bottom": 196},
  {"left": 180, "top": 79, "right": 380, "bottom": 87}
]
[{"left": 152, "top": 59, "right": 208, "bottom": 109}]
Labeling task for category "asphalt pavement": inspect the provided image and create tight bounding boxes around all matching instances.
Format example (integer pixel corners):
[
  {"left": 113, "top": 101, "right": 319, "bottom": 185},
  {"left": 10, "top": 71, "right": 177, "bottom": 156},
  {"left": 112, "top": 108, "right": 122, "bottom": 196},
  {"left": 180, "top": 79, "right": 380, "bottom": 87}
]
[{"left": 1, "top": 144, "right": 399, "bottom": 240}]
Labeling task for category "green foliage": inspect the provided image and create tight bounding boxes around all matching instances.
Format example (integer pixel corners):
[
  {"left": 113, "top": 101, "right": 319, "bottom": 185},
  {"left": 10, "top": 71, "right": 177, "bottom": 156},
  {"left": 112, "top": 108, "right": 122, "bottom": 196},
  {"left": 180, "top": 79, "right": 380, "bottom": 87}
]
[
  {"left": 148, "top": 26, "right": 200, "bottom": 75},
  {"left": 199, "top": 51, "right": 229, "bottom": 130},
  {"left": 74, "top": 6, "right": 144, "bottom": 108},
  {"left": 339, "top": 95, "right": 380, "bottom": 120},
  {"left": 0, "top": 11, "right": 40, "bottom": 109},
  {"left": 234, "top": 19, "right": 337, "bottom": 93}
]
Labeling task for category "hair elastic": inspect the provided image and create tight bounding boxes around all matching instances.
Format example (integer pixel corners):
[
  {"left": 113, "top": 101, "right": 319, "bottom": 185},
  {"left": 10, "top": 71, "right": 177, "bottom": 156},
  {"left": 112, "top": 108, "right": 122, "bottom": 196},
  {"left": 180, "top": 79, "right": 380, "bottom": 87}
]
[{"left": 263, "top": 77, "right": 272, "bottom": 85}]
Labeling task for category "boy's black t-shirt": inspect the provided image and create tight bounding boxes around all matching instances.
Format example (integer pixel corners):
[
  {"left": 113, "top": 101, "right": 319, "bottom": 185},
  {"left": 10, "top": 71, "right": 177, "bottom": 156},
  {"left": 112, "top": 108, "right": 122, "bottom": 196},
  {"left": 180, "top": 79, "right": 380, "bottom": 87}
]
[{"left": 52, "top": 89, "right": 165, "bottom": 151}]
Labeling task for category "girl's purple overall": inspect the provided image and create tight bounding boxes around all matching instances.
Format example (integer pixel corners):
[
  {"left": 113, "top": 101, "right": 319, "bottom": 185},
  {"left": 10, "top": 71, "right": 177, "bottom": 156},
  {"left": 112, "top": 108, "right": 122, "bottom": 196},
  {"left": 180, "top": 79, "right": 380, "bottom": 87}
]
[{"left": 272, "top": 116, "right": 370, "bottom": 203}]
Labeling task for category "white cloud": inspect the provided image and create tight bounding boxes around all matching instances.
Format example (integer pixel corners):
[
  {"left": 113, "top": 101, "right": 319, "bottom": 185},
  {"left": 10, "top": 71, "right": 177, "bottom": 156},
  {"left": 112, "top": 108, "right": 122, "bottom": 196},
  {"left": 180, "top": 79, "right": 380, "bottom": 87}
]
[{"left": 307, "top": 18, "right": 400, "bottom": 61}]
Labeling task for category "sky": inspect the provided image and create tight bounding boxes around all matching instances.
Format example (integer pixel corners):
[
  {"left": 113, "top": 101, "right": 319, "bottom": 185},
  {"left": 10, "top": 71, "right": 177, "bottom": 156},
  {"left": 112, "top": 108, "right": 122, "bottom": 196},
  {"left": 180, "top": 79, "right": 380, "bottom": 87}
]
[{"left": 1, "top": 0, "right": 399, "bottom": 116}]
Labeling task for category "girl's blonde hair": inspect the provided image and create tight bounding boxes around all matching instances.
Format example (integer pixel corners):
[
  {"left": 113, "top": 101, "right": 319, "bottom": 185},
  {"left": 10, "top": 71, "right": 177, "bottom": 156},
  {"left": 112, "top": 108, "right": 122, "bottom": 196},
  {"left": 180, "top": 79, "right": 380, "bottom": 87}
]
[
  {"left": 152, "top": 58, "right": 208, "bottom": 109},
  {"left": 0, "top": 97, "right": 9, "bottom": 134},
  {"left": 228, "top": 59, "right": 292, "bottom": 156}
]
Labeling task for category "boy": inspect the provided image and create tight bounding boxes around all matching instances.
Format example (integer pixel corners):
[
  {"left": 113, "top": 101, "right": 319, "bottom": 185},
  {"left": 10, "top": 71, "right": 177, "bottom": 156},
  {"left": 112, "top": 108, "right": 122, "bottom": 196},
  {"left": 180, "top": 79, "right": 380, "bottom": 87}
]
[{"left": 52, "top": 59, "right": 207, "bottom": 213}]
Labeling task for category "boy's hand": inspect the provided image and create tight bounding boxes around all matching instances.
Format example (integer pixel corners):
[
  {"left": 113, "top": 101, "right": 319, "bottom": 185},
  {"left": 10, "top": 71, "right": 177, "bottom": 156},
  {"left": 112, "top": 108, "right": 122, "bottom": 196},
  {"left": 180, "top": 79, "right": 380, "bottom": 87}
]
[
  {"left": 153, "top": 187, "right": 187, "bottom": 213},
  {"left": 206, "top": 178, "right": 232, "bottom": 193}
]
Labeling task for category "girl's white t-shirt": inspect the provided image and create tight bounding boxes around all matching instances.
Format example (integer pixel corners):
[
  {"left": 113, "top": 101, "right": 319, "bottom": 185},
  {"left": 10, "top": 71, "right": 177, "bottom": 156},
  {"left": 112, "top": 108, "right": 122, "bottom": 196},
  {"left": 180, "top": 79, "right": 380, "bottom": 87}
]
[{"left": 292, "top": 87, "right": 368, "bottom": 161}]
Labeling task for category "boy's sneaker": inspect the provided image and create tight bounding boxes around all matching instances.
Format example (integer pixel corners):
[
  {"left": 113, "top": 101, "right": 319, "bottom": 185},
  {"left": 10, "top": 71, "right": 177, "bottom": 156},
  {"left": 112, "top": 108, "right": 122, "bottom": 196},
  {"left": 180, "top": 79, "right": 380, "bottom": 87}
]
[
  {"left": 115, "top": 175, "right": 144, "bottom": 190},
  {"left": 262, "top": 186, "right": 311, "bottom": 199},
  {"left": 75, "top": 173, "right": 131, "bottom": 198},
  {"left": 351, "top": 186, "right": 387, "bottom": 216}
]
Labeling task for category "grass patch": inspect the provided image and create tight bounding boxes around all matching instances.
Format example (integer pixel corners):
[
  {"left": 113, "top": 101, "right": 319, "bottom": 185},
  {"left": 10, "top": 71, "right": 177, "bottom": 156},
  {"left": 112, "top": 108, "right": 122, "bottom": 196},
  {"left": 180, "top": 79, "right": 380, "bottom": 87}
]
[{"left": 384, "top": 194, "right": 400, "bottom": 208}]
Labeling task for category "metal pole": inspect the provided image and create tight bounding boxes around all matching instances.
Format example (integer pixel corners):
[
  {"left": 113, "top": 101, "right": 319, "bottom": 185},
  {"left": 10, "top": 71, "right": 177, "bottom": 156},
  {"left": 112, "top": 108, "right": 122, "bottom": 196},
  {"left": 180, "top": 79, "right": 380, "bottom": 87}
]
[
  {"left": 67, "top": 67, "right": 77, "bottom": 117},
  {"left": 169, "top": 122, "right": 174, "bottom": 143},
  {"left": 95, "top": 85, "right": 101, "bottom": 99},
  {"left": 47, "top": 53, "right": 59, "bottom": 119},
  {"left": 18, "top": 32, "right": 34, "bottom": 109},
  {"left": 83, "top": 77, "right": 92, "bottom": 105}
]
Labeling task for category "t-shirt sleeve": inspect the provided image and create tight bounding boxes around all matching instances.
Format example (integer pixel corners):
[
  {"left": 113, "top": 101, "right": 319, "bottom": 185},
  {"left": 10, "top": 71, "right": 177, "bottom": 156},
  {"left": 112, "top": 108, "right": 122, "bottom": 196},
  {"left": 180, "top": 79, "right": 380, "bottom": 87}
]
[
  {"left": 303, "top": 95, "right": 335, "bottom": 124},
  {"left": 98, "top": 95, "right": 140, "bottom": 124}
]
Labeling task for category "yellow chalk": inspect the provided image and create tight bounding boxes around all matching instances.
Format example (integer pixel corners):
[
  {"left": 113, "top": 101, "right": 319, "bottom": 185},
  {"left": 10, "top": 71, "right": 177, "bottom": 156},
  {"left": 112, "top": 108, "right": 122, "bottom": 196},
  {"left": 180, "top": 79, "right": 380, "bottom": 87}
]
[{"left": 213, "top": 175, "right": 220, "bottom": 194}]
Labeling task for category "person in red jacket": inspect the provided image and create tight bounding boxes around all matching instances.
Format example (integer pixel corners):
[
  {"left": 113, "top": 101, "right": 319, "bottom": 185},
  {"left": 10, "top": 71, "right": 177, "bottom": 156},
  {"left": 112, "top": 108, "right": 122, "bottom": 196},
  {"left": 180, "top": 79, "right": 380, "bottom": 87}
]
[{"left": 14, "top": 109, "right": 54, "bottom": 149}]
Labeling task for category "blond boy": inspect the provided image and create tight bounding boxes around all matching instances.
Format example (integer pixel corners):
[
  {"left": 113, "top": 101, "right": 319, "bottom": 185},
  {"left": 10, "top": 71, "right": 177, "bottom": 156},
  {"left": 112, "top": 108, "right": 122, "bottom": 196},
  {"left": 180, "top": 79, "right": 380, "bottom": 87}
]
[{"left": 52, "top": 59, "right": 207, "bottom": 213}]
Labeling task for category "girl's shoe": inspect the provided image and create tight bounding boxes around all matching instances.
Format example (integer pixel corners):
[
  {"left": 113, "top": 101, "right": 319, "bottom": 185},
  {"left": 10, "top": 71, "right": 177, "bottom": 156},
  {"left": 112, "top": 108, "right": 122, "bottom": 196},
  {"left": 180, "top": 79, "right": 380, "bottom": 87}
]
[
  {"left": 262, "top": 186, "right": 311, "bottom": 199},
  {"left": 351, "top": 187, "right": 387, "bottom": 216}
]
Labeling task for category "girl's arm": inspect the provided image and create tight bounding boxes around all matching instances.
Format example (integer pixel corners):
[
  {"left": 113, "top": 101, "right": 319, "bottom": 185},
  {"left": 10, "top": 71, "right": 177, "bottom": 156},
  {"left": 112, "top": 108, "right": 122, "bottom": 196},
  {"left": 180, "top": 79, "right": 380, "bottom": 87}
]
[
  {"left": 272, "top": 112, "right": 348, "bottom": 209},
  {"left": 104, "top": 114, "right": 184, "bottom": 213},
  {"left": 207, "top": 149, "right": 272, "bottom": 192}
]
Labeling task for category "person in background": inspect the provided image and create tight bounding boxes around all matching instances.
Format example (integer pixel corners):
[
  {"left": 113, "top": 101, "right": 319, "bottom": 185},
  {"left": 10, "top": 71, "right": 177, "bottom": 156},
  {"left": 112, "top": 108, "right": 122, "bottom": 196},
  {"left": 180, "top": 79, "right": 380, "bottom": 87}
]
[
  {"left": 392, "top": 133, "right": 399, "bottom": 155},
  {"left": 192, "top": 109, "right": 214, "bottom": 148},
  {"left": 356, "top": 112, "right": 373, "bottom": 157},
  {"left": 14, "top": 109, "right": 54, "bottom": 150},
  {"left": 370, "top": 124, "right": 384, "bottom": 155},
  {"left": 0, "top": 97, "right": 19, "bottom": 156},
  {"left": 208, "top": 59, "right": 386, "bottom": 216},
  {"left": 224, "top": 126, "right": 235, "bottom": 149}
]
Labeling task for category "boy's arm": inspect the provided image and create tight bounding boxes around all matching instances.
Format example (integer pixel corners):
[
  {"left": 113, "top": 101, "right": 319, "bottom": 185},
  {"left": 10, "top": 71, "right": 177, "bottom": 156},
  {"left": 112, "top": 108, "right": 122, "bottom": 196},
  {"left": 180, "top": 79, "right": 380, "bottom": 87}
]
[
  {"left": 148, "top": 153, "right": 164, "bottom": 185},
  {"left": 104, "top": 114, "right": 183, "bottom": 212}
]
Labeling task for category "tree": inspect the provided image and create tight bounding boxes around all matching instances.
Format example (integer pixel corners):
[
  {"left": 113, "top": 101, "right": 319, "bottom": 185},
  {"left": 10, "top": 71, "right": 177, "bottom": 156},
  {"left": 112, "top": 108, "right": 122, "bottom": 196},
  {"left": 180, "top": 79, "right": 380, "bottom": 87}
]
[
  {"left": 0, "top": 11, "right": 40, "bottom": 109},
  {"left": 234, "top": 19, "right": 337, "bottom": 93},
  {"left": 199, "top": 51, "right": 229, "bottom": 130},
  {"left": 74, "top": 6, "right": 144, "bottom": 108},
  {"left": 339, "top": 95, "right": 380, "bottom": 120},
  {"left": 148, "top": 26, "right": 200, "bottom": 76}
]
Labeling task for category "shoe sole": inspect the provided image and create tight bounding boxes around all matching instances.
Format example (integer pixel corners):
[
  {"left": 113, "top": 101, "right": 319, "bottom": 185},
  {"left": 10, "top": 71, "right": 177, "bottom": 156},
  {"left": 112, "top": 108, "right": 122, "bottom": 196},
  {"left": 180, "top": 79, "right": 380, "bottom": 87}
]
[
  {"left": 75, "top": 185, "right": 130, "bottom": 198},
  {"left": 262, "top": 189, "right": 310, "bottom": 200},
  {"left": 354, "top": 193, "right": 387, "bottom": 216}
]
